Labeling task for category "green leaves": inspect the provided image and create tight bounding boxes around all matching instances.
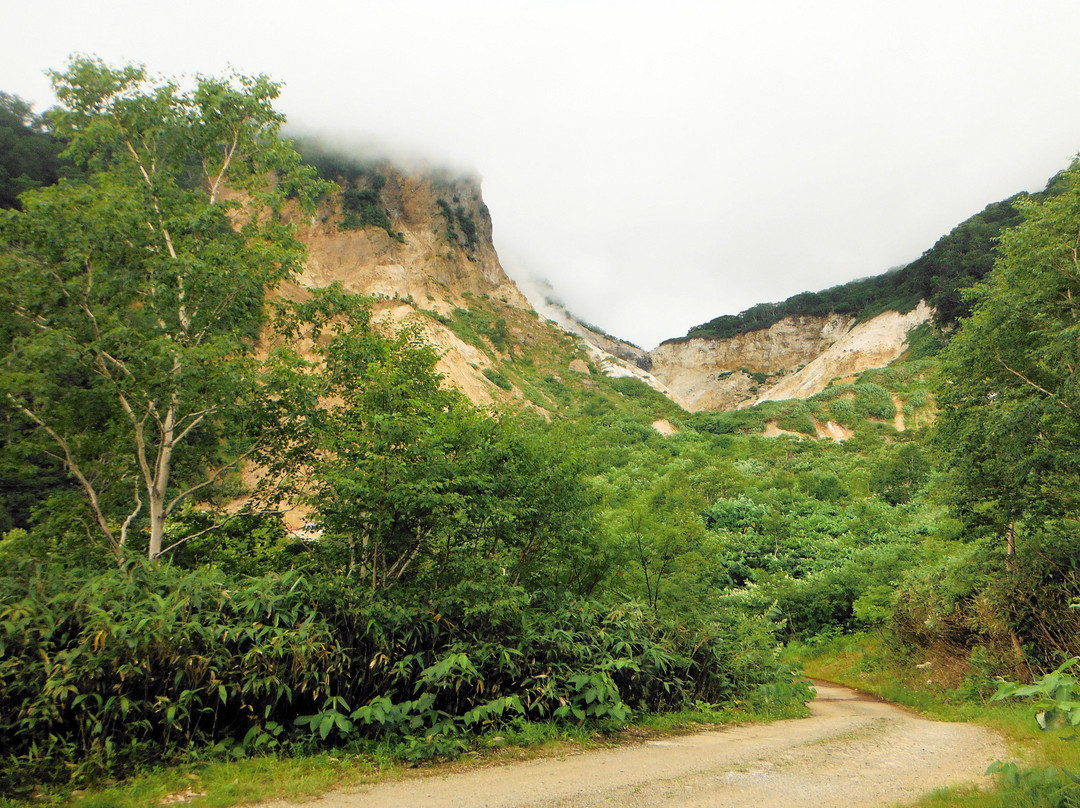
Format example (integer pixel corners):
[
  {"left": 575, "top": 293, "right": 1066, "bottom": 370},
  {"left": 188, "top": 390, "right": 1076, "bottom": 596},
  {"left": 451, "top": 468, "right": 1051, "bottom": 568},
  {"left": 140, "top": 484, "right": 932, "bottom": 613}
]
[
  {"left": 0, "top": 57, "right": 331, "bottom": 561},
  {"left": 260, "top": 287, "right": 600, "bottom": 594},
  {"left": 938, "top": 160, "right": 1080, "bottom": 532},
  {"left": 0, "top": 559, "right": 807, "bottom": 787},
  {"left": 992, "top": 657, "right": 1080, "bottom": 731}
]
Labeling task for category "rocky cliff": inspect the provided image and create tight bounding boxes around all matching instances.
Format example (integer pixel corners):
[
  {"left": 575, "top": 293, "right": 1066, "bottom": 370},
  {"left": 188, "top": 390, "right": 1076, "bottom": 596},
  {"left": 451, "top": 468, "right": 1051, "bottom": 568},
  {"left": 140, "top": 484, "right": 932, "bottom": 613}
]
[
  {"left": 280, "top": 160, "right": 677, "bottom": 411},
  {"left": 281, "top": 157, "right": 931, "bottom": 417},
  {"left": 289, "top": 163, "right": 528, "bottom": 311},
  {"left": 647, "top": 303, "right": 932, "bottom": 412},
  {"left": 277, "top": 163, "right": 531, "bottom": 407}
]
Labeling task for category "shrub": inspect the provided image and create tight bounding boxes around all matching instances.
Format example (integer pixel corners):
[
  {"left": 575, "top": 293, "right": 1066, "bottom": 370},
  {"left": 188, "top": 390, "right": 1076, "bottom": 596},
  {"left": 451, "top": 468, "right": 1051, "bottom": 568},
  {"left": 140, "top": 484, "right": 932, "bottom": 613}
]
[
  {"left": 483, "top": 367, "right": 513, "bottom": 390},
  {"left": 853, "top": 383, "right": 895, "bottom": 420},
  {"left": 0, "top": 561, "right": 799, "bottom": 787}
]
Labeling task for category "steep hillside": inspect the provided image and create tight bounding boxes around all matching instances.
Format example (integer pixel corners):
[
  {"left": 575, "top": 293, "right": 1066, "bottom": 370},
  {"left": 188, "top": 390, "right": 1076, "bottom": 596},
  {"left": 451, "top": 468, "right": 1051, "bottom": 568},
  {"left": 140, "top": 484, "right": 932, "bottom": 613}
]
[
  {"left": 279, "top": 159, "right": 528, "bottom": 408},
  {"left": 675, "top": 172, "right": 1067, "bottom": 344},
  {"left": 758, "top": 303, "right": 932, "bottom": 403},
  {"left": 290, "top": 160, "right": 527, "bottom": 309},
  {"left": 514, "top": 279, "right": 687, "bottom": 405},
  {"left": 635, "top": 171, "right": 1068, "bottom": 413},
  {"left": 649, "top": 313, "right": 854, "bottom": 411},
  {"left": 648, "top": 303, "right": 933, "bottom": 411},
  {"left": 283, "top": 152, "right": 686, "bottom": 421}
]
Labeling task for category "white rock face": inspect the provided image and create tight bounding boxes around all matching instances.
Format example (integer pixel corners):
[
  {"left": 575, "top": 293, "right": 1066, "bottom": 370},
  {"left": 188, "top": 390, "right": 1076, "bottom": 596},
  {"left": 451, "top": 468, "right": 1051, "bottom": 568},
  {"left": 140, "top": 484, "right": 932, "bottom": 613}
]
[
  {"left": 648, "top": 303, "right": 933, "bottom": 412},
  {"left": 756, "top": 301, "right": 933, "bottom": 404},
  {"left": 648, "top": 314, "right": 854, "bottom": 411}
]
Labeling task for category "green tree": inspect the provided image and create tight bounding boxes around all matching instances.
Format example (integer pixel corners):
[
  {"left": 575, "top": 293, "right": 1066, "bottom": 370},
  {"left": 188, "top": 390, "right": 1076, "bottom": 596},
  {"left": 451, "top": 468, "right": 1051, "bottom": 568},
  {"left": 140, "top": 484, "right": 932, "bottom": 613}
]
[
  {"left": 0, "top": 92, "right": 68, "bottom": 210},
  {"left": 266, "top": 289, "right": 471, "bottom": 585},
  {"left": 869, "top": 443, "right": 929, "bottom": 505},
  {"left": 937, "top": 158, "right": 1080, "bottom": 538},
  {"left": 0, "top": 57, "right": 330, "bottom": 562},
  {"left": 263, "top": 288, "right": 602, "bottom": 593}
]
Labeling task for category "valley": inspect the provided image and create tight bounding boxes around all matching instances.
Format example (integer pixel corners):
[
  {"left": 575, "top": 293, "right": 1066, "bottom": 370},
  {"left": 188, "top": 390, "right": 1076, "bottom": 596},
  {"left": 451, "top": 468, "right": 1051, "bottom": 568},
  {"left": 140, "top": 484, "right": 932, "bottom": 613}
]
[{"left": 2, "top": 62, "right": 1079, "bottom": 808}]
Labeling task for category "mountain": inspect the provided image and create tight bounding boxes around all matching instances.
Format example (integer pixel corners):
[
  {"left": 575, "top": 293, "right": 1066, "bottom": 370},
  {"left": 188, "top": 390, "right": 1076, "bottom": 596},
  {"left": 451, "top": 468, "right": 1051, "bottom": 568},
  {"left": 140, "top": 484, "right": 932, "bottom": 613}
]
[
  {"left": 282, "top": 152, "right": 949, "bottom": 419},
  {"left": 626, "top": 171, "right": 1072, "bottom": 412},
  {"left": 646, "top": 303, "right": 933, "bottom": 411},
  {"left": 0, "top": 105, "right": 1033, "bottom": 421},
  {"left": 283, "top": 150, "right": 686, "bottom": 422}
]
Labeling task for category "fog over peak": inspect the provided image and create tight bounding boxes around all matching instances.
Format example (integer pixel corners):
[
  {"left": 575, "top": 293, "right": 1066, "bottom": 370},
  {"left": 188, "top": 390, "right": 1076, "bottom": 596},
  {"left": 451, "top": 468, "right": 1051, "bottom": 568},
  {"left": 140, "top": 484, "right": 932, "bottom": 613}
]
[{"left": 5, "top": 0, "right": 1080, "bottom": 348}]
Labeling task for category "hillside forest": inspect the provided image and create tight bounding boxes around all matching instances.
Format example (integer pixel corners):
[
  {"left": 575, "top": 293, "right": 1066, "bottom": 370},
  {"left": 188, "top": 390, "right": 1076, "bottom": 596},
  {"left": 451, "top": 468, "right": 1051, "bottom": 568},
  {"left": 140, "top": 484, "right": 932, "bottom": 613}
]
[{"left": 2, "top": 58, "right": 1080, "bottom": 806}]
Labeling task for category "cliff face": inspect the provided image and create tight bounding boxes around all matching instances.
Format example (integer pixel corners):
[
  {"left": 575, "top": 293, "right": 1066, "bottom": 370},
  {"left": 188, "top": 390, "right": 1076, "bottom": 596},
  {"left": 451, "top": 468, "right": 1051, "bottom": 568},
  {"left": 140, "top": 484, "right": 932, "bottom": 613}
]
[
  {"left": 279, "top": 158, "right": 929, "bottom": 416},
  {"left": 648, "top": 314, "right": 854, "bottom": 411},
  {"left": 283, "top": 161, "right": 685, "bottom": 411},
  {"left": 756, "top": 302, "right": 932, "bottom": 402},
  {"left": 290, "top": 164, "right": 529, "bottom": 311},
  {"left": 647, "top": 303, "right": 932, "bottom": 412},
  {"left": 277, "top": 163, "right": 539, "bottom": 408}
]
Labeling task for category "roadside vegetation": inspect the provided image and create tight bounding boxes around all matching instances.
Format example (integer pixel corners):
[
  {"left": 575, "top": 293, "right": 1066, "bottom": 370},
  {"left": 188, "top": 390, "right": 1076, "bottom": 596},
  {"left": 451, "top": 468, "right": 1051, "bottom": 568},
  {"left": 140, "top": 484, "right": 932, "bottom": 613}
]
[{"left": 3, "top": 56, "right": 1080, "bottom": 808}]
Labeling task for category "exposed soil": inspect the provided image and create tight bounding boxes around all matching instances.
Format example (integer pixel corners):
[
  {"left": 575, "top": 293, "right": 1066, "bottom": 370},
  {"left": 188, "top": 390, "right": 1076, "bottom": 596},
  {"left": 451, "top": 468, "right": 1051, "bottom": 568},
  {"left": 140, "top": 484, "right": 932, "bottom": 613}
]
[
  {"left": 892, "top": 393, "right": 907, "bottom": 432},
  {"left": 762, "top": 420, "right": 807, "bottom": 439},
  {"left": 757, "top": 302, "right": 933, "bottom": 405},
  {"left": 257, "top": 681, "right": 1007, "bottom": 808}
]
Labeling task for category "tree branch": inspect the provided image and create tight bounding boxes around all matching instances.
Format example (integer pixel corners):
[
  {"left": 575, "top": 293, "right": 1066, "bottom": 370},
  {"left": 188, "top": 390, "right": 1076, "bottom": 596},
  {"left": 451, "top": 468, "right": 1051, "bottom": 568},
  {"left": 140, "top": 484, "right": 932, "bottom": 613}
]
[
  {"left": 154, "top": 510, "right": 246, "bottom": 558},
  {"left": 8, "top": 395, "right": 120, "bottom": 554},
  {"left": 117, "top": 126, "right": 178, "bottom": 262},
  {"left": 120, "top": 479, "right": 143, "bottom": 548},
  {"left": 163, "top": 444, "right": 260, "bottom": 517},
  {"left": 170, "top": 407, "right": 216, "bottom": 448},
  {"left": 208, "top": 126, "right": 241, "bottom": 205},
  {"left": 385, "top": 527, "right": 431, "bottom": 583},
  {"left": 996, "top": 355, "right": 1074, "bottom": 413}
]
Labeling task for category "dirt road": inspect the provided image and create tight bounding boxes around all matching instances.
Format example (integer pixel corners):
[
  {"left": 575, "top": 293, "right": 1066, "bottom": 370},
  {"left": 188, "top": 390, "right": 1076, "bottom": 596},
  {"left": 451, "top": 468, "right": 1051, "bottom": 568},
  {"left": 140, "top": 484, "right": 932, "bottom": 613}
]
[{"left": 262, "top": 681, "right": 1007, "bottom": 808}]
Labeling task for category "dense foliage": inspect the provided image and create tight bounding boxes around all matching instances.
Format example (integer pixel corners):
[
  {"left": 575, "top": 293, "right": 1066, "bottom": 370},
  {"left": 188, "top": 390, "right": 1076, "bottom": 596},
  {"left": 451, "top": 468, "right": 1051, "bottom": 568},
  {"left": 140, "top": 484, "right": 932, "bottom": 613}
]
[
  {"left": 0, "top": 561, "right": 790, "bottom": 790},
  {"left": 0, "top": 63, "right": 806, "bottom": 793},
  {"left": 926, "top": 159, "right": 1080, "bottom": 668},
  {"left": 0, "top": 58, "right": 331, "bottom": 562},
  {"left": 0, "top": 93, "right": 69, "bottom": 210}
]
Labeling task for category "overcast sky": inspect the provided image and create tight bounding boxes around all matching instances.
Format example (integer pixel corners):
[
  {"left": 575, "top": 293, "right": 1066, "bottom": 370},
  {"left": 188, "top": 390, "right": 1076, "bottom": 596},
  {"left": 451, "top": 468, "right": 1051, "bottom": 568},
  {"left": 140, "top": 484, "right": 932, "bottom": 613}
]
[{"left": 5, "top": 1, "right": 1080, "bottom": 348}]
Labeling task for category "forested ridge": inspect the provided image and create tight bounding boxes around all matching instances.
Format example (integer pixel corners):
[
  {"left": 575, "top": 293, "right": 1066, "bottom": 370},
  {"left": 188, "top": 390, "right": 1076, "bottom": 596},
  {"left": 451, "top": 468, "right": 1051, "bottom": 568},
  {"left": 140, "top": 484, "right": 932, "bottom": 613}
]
[
  {"left": 674, "top": 174, "right": 1067, "bottom": 343},
  {"left": 2, "top": 59, "right": 1080, "bottom": 808}
]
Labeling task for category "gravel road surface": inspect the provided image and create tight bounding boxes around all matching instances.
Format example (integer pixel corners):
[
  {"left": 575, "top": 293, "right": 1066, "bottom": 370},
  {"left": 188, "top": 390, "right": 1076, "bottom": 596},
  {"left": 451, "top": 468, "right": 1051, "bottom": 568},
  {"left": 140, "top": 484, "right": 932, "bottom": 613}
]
[{"left": 259, "top": 681, "right": 1007, "bottom": 808}]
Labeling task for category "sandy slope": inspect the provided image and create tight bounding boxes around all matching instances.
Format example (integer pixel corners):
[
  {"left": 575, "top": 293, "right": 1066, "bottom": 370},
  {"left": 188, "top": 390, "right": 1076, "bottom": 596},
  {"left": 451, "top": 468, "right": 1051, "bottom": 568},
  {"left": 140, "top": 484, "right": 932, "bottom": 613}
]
[
  {"left": 258, "top": 682, "right": 1006, "bottom": 808},
  {"left": 756, "top": 302, "right": 933, "bottom": 404}
]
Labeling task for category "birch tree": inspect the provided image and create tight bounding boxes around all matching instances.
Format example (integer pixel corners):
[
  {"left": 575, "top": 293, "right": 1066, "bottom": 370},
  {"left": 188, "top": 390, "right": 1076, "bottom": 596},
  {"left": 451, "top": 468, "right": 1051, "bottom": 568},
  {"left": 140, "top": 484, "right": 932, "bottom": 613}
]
[{"left": 0, "top": 56, "right": 329, "bottom": 562}]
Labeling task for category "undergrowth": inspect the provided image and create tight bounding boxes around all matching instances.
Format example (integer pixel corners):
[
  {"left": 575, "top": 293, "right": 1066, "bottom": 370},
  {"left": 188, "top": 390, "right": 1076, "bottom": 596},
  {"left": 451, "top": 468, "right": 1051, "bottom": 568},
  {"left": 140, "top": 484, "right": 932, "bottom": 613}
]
[{"left": 0, "top": 560, "right": 806, "bottom": 797}]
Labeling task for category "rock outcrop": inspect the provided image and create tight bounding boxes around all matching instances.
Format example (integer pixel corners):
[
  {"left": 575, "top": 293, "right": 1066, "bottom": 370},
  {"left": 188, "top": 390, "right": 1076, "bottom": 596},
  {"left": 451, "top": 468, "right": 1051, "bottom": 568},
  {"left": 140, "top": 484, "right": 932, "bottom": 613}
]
[
  {"left": 756, "top": 302, "right": 933, "bottom": 403},
  {"left": 290, "top": 164, "right": 529, "bottom": 312},
  {"left": 647, "top": 303, "right": 932, "bottom": 412},
  {"left": 277, "top": 163, "right": 540, "bottom": 408},
  {"left": 648, "top": 314, "right": 854, "bottom": 411}
]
